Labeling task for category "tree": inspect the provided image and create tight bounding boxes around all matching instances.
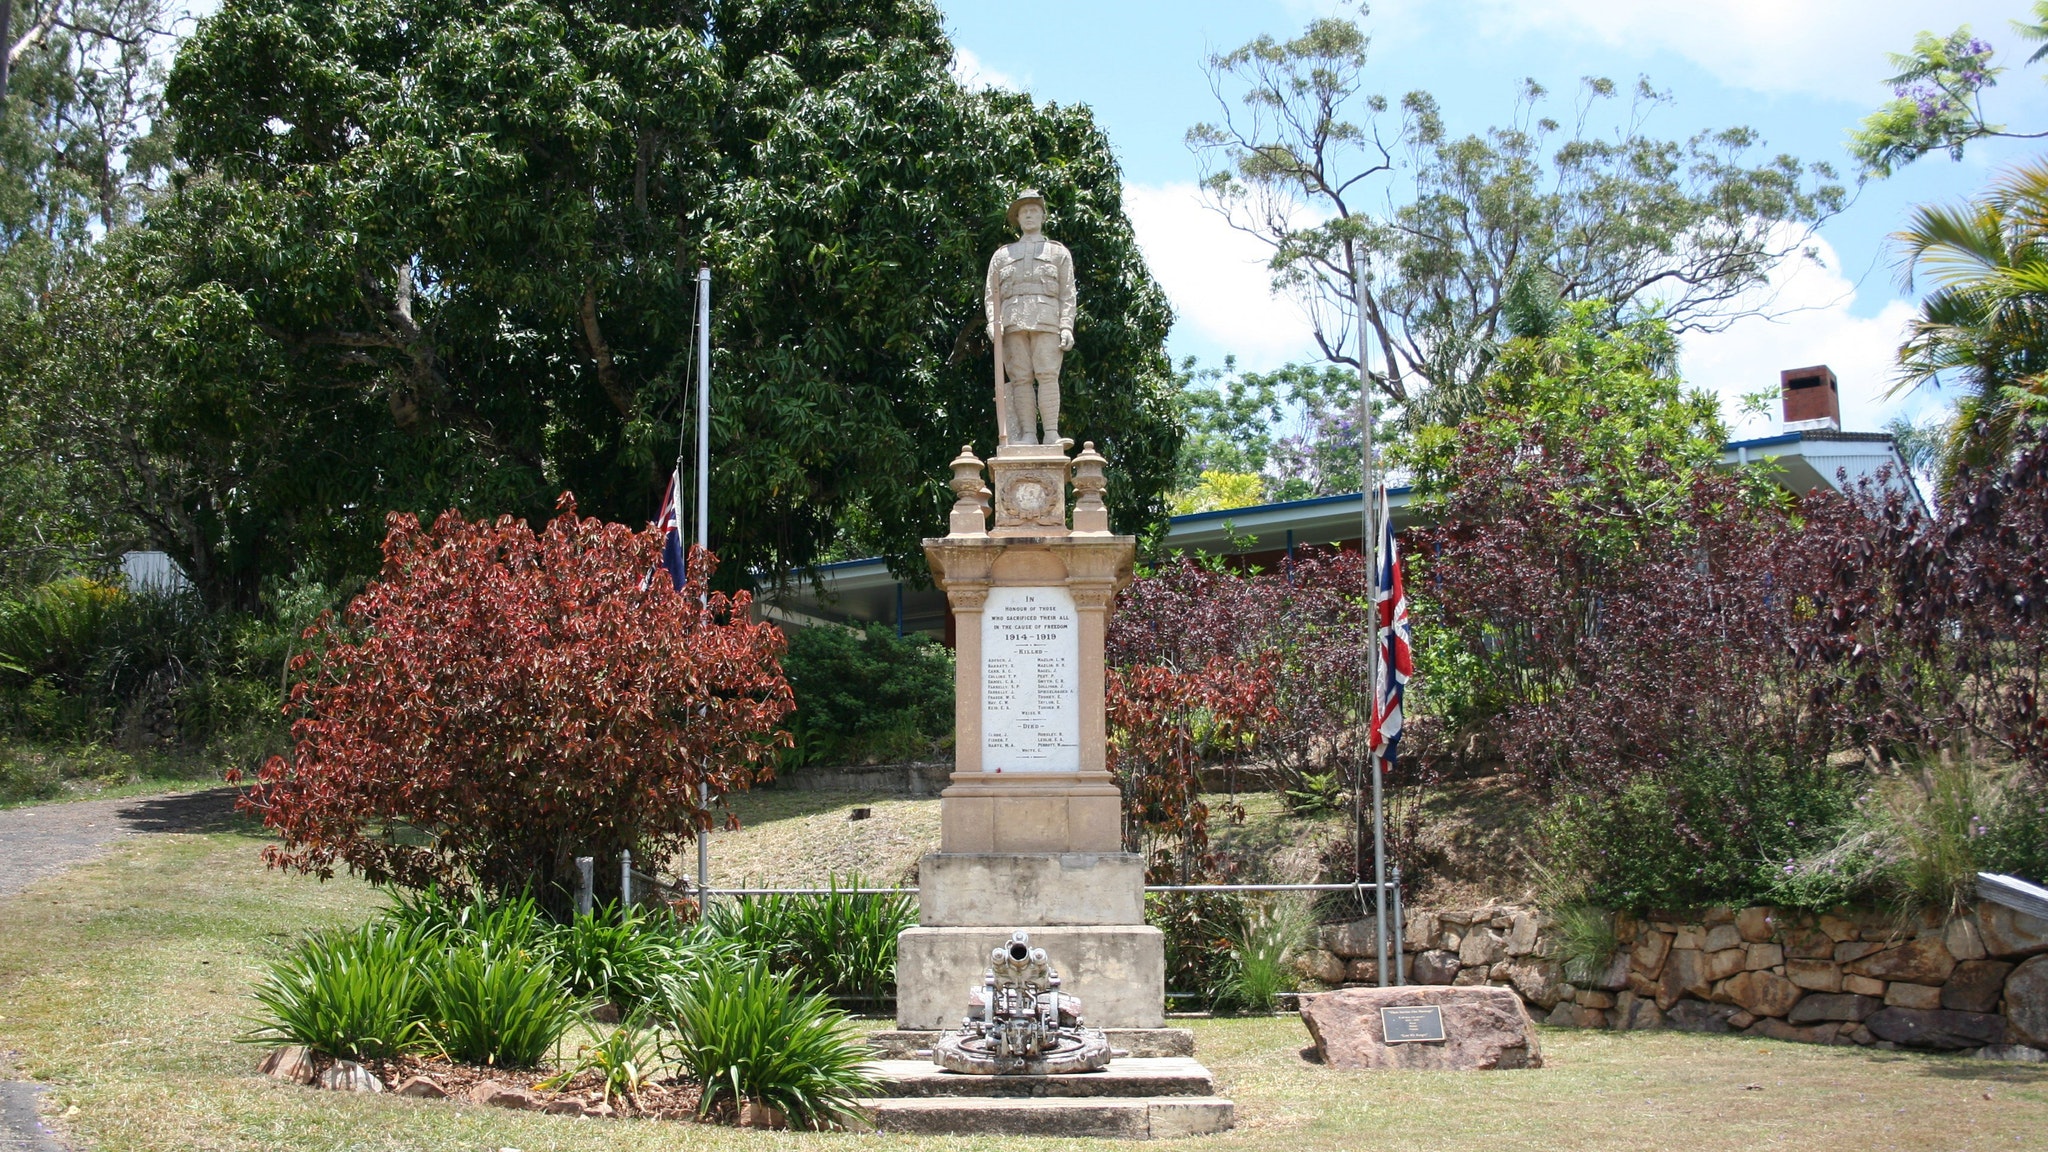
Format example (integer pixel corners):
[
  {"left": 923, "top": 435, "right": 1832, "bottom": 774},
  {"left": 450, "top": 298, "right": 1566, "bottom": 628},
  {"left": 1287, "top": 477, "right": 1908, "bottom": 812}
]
[
  {"left": 1851, "top": 3, "right": 2048, "bottom": 178},
  {"left": 0, "top": 0, "right": 176, "bottom": 589},
  {"left": 1413, "top": 321, "right": 1860, "bottom": 910},
  {"left": 1403, "top": 301, "right": 1728, "bottom": 521},
  {"left": 1890, "top": 160, "right": 2048, "bottom": 484},
  {"left": 1812, "top": 419, "right": 2048, "bottom": 783},
  {"left": 66, "top": 0, "right": 1176, "bottom": 609},
  {"left": 241, "top": 498, "right": 793, "bottom": 911},
  {"left": 1171, "top": 357, "right": 1365, "bottom": 504},
  {"left": 1, "top": 0, "right": 174, "bottom": 291},
  {"left": 1188, "top": 11, "right": 1842, "bottom": 421}
]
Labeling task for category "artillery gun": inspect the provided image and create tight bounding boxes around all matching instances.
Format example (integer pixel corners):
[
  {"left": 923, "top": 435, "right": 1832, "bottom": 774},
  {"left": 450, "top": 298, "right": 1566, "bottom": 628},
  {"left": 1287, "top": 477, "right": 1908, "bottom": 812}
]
[{"left": 931, "top": 930, "right": 1114, "bottom": 1075}]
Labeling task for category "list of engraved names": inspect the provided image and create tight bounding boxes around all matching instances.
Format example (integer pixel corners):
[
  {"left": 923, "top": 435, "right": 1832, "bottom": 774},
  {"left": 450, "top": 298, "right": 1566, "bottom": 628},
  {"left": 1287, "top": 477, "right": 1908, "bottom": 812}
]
[{"left": 980, "top": 585, "right": 1080, "bottom": 772}]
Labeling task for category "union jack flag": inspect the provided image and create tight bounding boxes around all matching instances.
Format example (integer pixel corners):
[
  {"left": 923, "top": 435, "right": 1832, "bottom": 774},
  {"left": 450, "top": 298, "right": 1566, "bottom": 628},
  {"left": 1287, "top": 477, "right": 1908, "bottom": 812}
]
[
  {"left": 1370, "top": 484, "right": 1413, "bottom": 771},
  {"left": 643, "top": 468, "right": 686, "bottom": 593}
]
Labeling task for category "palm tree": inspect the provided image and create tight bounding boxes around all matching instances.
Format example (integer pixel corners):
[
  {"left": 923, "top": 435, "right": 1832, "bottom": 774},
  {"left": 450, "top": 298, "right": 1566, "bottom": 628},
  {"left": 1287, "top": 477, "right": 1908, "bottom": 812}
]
[{"left": 1893, "top": 160, "right": 2048, "bottom": 487}]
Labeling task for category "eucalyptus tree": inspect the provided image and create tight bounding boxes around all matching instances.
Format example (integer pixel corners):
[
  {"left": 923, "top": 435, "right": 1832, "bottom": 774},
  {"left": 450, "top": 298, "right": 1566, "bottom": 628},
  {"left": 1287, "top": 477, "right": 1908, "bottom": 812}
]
[
  {"left": 1188, "top": 12, "right": 1843, "bottom": 425},
  {"left": 0, "top": 0, "right": 175, "bottom": 589},
  {"left": 40, "top": 0, "right": 1175, "bottom": 608}
]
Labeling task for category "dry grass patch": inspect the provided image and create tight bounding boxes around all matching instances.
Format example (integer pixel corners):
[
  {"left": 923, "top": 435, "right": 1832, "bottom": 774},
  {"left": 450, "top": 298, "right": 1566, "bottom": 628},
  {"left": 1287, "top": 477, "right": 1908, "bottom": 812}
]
[{"left": 699, "top": 790, "right": 941, "bottom": 887}]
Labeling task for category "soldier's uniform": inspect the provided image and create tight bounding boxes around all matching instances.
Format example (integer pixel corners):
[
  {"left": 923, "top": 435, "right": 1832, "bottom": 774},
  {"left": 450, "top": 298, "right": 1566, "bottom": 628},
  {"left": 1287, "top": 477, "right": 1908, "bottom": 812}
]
[{"left": 985, "top": 206, "right": 1077, "bottom": 445}]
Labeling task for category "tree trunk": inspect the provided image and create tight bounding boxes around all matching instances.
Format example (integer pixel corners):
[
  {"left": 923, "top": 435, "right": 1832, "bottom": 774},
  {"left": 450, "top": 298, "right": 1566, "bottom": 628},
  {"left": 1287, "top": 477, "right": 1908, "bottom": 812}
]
[{"left": 1, "top": 1, "right": 14, "bottom": 103}]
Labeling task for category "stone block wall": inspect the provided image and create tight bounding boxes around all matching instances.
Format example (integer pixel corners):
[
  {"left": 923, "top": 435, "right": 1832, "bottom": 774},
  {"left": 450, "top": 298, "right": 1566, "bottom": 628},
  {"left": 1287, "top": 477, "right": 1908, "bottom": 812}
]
[{"left": 1297, "top": 902, "right": 2048, "bottom": 1058}]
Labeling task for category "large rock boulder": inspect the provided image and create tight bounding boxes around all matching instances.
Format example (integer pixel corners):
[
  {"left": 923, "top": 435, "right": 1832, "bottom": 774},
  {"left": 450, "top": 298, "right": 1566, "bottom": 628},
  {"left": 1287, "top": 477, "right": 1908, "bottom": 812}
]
[
  {"left": 1943, "top": 959, "right": 2014, "bottom": 1014},
  {"left": 1321, "top": 918, "right": 1382, "bottom": 959},
  {"left": 1664, "top": 1000, "right": 1741, "bottom": 1033},
  {"left": 1865, "top": 1007, "right": 2008, "bottom": 1050},
  {"left": 1946, "top": 917, "right": 1989, "bottom": 962},
  {"left": 1504, "top": 958, "right": 1566, "bottom": 1009},
  {"left": 1297, "top": 948, "right": 1348, "bottom": 985},
  {"left": 318, "top": 1061, "right": 384, "bottom": 1093},
  {"left": 1300, "top": 986, "right": 1542, "bottom": 1070},
  {"left": 1404, "top": 911, "right": 1440, "bottom": 951},
  {"left": 1786, "top": 959, "right": 1842, "bottom": 992},
  {"left": 1703, "top": 948, "right": 1748, "bottom": 983},
  {"left": 1980, "top": 905, "right": 2048, "bottom": 960},
  {"left": 256, "top": 1045, "right": 316, "bottom": 1085},
  {"left": 1458, "top": 928, "right": 1506, "bottom": 969},
  {"left": 1724, "top": 970, "right": 1804, "bottom": 1018},
  {"left": 1736, "top": 907, "right": 1777, "bottom": 943},
  {"left": 1845, "top": 936, "right": 1956, "bottom": 985},
  {"left": 1782, "top": 926, "right": 1834, "bottom": 959},
  {"left": 1658, "top": 948, "right": 1709, "bottom": 1009},
  {"left": 1632, "top": 930, "right": 1673, "bottom": 978},
  {"left": 2006, "top": 954, "right": 2048, "bottom": 1048},
  {"left": 1505, "top": 912, "right": 1540, "bottom": 956},
  {"left": 1412, "top": 949, "right": 1460, "bottom": 985},
  {"left": 1786, "top": 993, "right": 1881, "bottom": 1025}
]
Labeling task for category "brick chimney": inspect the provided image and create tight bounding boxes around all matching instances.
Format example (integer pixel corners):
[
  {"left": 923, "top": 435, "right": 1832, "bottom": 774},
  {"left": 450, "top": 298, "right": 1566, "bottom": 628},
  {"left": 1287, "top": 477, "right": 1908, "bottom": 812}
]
[{"left": 1781, "top": 365, "right": 1840, "bottom": 433}]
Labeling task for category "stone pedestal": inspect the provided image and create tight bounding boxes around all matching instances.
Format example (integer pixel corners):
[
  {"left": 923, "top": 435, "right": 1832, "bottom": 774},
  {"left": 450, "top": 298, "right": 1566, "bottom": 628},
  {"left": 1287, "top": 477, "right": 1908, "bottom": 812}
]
[{"left": 901, "top": 441, "right": 1162, "bottom": 1030}]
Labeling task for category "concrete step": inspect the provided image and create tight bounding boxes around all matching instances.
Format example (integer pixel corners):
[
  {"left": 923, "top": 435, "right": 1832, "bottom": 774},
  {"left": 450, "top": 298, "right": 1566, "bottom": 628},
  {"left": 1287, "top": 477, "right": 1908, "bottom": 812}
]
[
  {"left": 863, "top": 1095, "right": 1235, "bottom": 1138},
  {"left": 867, "top": 1027, "right": 1194, "bottom": 1059},
  {"left": 868, "top": 1057, "right": 1215, "bottom": 1098}
]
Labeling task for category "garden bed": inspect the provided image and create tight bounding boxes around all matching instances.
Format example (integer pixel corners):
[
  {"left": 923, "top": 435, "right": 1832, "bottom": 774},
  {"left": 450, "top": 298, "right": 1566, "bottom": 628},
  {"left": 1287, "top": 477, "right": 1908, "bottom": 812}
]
[{"left": 256, "top": 1047, "right": 704, "bottom": 1120}]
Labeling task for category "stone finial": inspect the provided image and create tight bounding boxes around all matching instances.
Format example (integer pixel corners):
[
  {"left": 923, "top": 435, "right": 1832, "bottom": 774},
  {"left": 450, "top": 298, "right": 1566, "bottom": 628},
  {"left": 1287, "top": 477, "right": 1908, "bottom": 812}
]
[
  {"left": 947, "top": 444, "right": 991, "bottom": 536},
  {"left": 1071, "top": 441, "right": 1110, "bottom": 534}
]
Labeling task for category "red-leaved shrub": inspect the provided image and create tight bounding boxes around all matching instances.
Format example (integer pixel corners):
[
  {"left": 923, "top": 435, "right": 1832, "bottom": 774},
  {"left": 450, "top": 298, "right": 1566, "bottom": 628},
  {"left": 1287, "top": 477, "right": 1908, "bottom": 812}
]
[
  {"left": 1108, "top": 553, "right": 1399, "bottom": 881},
  {"left": 240, "top": 497, "right": 793, "bottom": 907},
  {"left": 1812, "top": 421, "right": 2048, "bottom": 776}
]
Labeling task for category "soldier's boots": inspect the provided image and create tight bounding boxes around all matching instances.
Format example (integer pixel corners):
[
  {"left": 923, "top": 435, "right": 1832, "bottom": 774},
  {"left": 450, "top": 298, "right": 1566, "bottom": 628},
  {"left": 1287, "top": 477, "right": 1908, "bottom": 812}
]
[{"left": 1010, "top": 382, "right": 1039, "bottom": 444}]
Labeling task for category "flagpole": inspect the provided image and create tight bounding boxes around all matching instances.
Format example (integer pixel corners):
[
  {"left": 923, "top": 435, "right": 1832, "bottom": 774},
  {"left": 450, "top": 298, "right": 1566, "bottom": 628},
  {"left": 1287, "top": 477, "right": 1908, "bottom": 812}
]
[
  {"left": 695, "top": 264, "right": 712, "bottom": 911},
  {"left": 1353, "top": 245, "right": 1389, "bottom": 989}
]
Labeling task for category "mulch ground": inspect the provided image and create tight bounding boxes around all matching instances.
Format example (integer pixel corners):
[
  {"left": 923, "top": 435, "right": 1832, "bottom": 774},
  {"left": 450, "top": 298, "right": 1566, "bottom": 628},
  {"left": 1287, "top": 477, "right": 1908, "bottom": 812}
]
[{"left": 340, "top": 1053, "right": 706, "bottom": 1121}]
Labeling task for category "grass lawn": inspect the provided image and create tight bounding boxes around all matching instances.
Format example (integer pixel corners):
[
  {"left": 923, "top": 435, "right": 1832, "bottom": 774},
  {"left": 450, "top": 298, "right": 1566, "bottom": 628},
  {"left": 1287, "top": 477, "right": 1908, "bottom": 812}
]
[
  {"left": 2, "top": 820, "right": 2046, "bottom": 1151},
  {"left": 706, "top": 776, "right": 1537, "bottom": 907}
]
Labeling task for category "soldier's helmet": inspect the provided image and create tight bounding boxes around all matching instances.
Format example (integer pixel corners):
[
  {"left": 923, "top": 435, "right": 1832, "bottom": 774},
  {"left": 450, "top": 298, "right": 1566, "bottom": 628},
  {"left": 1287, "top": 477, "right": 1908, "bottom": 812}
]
[{"left": 1006, "top": 189, "right": 1047, "bottom": 229}]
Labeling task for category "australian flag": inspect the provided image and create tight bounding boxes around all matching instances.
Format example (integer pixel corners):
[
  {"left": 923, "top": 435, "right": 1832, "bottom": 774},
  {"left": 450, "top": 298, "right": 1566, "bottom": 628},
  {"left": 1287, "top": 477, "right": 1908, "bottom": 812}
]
[
  {"left": 644, "top": 469, "right": 686, "bottom": 593},
  {"left": 1370, "top": 484, "right": 1413, "bottom": 772}
]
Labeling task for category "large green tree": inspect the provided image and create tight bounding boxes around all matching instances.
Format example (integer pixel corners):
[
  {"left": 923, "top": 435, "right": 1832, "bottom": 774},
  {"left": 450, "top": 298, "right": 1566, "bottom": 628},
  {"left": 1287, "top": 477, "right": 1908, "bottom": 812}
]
[
  {"left": 1188, "top": 13, "right": 1842, "bottom": 426},
  {"left": 27, "top": 0, "right": 1177, "bottom": 608},
  {"left": 0, "top": 0, "right": 175, "bottom": 590}
]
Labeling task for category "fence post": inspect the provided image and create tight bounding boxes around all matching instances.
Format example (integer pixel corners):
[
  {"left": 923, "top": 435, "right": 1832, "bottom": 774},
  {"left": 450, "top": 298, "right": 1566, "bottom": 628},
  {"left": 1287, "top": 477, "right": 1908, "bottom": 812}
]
[
  {"left": 620, "top": 849, "right": 633, "bottom": 907},
  {"left": 575, "top": 856, "right": 594, "bottom": 917},
  {"left": 1390, "top": 866, "right": 1406, "bottom": 986}
]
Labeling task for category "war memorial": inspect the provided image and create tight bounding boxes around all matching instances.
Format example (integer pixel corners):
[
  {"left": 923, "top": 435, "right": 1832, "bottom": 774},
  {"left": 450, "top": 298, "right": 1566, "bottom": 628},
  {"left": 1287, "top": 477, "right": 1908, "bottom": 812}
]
[{"left": 844, "top": 190, "right": 1236, "bottom": 1137}]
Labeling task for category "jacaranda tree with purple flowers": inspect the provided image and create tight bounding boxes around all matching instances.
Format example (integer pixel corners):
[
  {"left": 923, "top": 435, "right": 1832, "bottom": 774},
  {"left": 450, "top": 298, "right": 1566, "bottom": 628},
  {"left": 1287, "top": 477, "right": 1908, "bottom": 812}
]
[{"left": 1852, "top": 6, "right": 2048, "bottom": 177}]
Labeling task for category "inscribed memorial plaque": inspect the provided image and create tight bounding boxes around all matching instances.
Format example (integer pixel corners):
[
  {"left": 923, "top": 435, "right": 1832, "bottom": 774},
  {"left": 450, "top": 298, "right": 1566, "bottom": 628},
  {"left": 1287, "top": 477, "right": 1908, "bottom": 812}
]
[
  {"left": 1379, "top": 1005, "right": 1447, "bottom": 1044},
  {"left": 980, "top": 585, "right": 1080, "bottom": 772}
]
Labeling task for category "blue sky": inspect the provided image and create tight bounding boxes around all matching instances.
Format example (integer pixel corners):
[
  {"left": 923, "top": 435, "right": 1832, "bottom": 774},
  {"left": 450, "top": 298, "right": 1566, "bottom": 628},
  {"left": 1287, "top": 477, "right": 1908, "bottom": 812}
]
[{"left": 940, "top": 0, "right": 2048, "bottom": 438}]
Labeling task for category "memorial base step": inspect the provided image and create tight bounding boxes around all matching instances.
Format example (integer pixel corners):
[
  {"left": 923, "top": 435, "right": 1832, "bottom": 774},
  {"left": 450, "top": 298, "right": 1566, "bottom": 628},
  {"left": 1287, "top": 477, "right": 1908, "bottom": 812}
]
[
  {"left": 863, "top": 1095, "right": 1236, "bottom": 1138},
  {"left": 860, "top": 1057, "right": 1235, "bottom": 1138},
  {"left": 867, "top": 1027, "right": 1193, "bottom": 1059}
]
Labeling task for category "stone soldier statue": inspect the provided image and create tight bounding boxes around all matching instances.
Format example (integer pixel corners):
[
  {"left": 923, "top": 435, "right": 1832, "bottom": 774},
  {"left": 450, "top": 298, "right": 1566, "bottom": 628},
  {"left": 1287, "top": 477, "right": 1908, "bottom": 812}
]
[{"left": 985, "top": 190, "right": 1076, "bottom": 447}]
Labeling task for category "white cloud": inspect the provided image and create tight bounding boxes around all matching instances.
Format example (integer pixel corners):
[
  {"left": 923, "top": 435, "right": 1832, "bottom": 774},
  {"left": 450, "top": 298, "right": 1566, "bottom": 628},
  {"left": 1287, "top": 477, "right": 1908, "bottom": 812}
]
[
  {"left": 1417, "top": 0, "right": 2022, "bottom": 104},
  {"left": 1680, "top": 232, "right": 1923, "bottom": 437},
  {"left": 950, "top": 46, "right": 1025, "bottom": 92},
  {"left": 1121, "top": 181, "right": 1325, "bottom": 370}
]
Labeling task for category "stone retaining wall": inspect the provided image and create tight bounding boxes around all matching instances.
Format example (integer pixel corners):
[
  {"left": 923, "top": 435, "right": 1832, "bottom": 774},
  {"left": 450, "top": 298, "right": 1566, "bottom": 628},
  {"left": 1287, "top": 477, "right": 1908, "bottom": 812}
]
[
  {"left": 1297, "top": 902, "right": 2048, "bottom": 1058},
  {"left": 771, "top": 759, "right": 952, "bottom": 794}
]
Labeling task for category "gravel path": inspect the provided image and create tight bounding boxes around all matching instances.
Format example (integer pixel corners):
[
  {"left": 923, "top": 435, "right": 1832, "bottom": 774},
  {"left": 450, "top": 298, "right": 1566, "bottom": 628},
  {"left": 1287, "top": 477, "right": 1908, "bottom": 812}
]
[
  {"left": 0, "top": 788, "right": 244, "bottom": 899},
  {"left": 0, "top": 1082, "right": 63, "bottom": 1152},
  {"left": 0, "top": 787, "right": 245, "bottom": 1149}
]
